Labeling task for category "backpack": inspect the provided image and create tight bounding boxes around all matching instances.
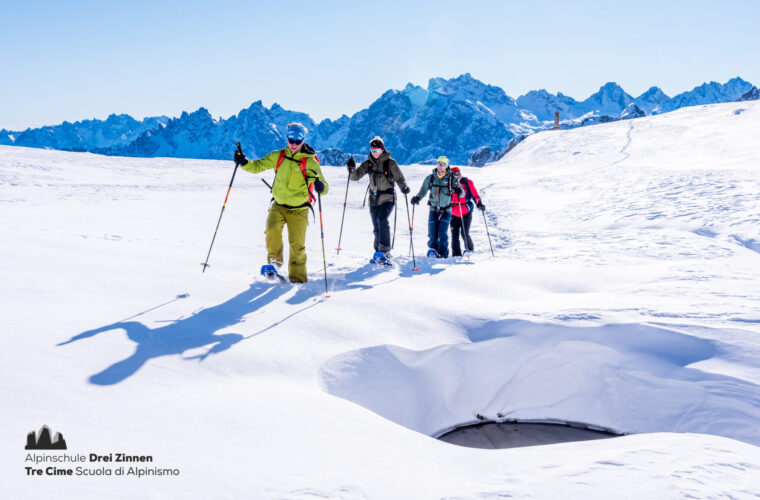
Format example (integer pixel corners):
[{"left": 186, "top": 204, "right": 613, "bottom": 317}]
[
  {"left": 460, "top": 176, "right": 475, "bottom": 213},
  {"left": 271, "top": 148, "right": 321, "bottom": 220},
  {"left": 427, "top": 168, "right": 455, "bottom": 209},
  {"left": 275, "top": 149, "right": 319, "bottom": 205}
]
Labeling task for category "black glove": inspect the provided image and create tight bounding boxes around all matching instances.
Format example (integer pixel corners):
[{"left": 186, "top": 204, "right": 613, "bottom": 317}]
[
  {"left": 347, "top": 157, "right": 356, "bottom": 171},
  {"left": 314, "top": 179, "right": 325, "bottom": 194},
  {"left": 410, "top": 195, "right": 420, "bottom": 205},
  {"left": 401, "top": 185, "right": 411, "bottom": 195},
  {"left": 234, "top": 149, "right": 248, "bottom": 166},
  {"left": 477, "top": 202, "right": 485, "bottom": 211}
]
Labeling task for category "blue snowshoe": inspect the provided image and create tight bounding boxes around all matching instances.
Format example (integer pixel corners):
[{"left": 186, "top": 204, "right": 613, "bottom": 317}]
[
  {"left": 370, "top": 251, "right": 392, "bottom": 267},
  {"left": 426, "top": 249, "right": 439, "bottom": 258},
  {"left": 462, "top": 249, "right": 474, "bottom": 258},
  {"left": 261, "top": 264, "right": 288, "bottom": 283}
]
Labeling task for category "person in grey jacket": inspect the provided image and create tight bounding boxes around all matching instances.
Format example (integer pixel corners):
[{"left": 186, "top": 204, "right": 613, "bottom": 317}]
[
  {"left": 410, "top": 156, "right": 464, "bottom": 258},
  {"left": 347, "top": 136, "right": 410, "bottom": 262}
]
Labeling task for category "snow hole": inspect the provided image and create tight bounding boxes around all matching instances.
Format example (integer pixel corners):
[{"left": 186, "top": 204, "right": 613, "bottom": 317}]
[{"left": 318, "top": 320, "right": 760, "bottom": 448}]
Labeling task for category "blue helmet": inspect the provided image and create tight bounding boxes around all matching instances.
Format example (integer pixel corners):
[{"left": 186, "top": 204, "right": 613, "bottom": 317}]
[{"left": 286, "top": 122, "right": 306, "bottom": 142}]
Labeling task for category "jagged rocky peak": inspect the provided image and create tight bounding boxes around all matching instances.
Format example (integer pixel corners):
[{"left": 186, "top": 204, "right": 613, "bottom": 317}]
[
  {"left": 584, "top": 82, "right": 633, "bottom": 107},
  {"left": 468, "top": 146, "right": 494, "bottom": 166},
  {"left": 724, "top": 76, "right": 751, "bottom": 92},
  {"left": 428, "top": 73, "right": 513, "bottom": 103},
  {"left": 402, "top": 82, "right": 428, "bottom": 106},
  {"left": 740, "top": 86, "right": 759, "bottom": 101},
  {"left": 516, "top": 88, "right": 579, "bottom": 122},
  {"left": 268, "top": 102, "right": 317, "bottom": 131},
  {"left": 104, "top": 113, "right": 138, "bottom": 124},
  {"left": 654, "top": 77, "right": 754, "bottom": 114},
  {"left": 620, "top": 103, "right": 645, "bottom": 119},
  {"left": 634, "top": 86, "right": 670, "bottom": 114},
  {"left": 562, "top": 82, "right": 635, "bottom": 118},
  {"left": 316, "top": 148, "right": 367, "bottom": 166},
  {"left": 636, "top": 86, "right": 669, "bottom": 101},
  {"left": 178, "top": 107, "right": 214, "bottom": 123},
  {"left": 233, "top": 101, "right": 269, "bottom": 123}
]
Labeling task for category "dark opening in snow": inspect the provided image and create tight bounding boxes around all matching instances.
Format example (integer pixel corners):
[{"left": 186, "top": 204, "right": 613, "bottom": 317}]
[{"left": 438, "top": 421, "right": 623, "bottom": 449}]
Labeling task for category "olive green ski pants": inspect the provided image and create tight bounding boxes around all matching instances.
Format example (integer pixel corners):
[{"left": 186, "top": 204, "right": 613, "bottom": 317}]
[{"left": 265, "top": 203, "right": 310, "bottom": 283}]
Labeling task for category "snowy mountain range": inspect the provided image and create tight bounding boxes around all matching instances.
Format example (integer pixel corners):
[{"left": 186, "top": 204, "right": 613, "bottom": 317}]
[
  {"left": 0, "top": 114, "right": 168, "bottom": 152},
  {"left": 1, "top": 75, "right": 754, "bottom": 165}
]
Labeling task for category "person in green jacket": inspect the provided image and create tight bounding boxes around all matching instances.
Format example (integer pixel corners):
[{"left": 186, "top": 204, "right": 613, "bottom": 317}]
[
  {"left": 410, "top": 156, "right": 464, "bottom": 258},
  {"left": 234, "top": 123, "right": 328, "bottom": 283}
]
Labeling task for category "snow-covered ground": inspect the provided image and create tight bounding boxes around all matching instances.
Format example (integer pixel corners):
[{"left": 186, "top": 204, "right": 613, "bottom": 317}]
[{"left": 2, "top": 101, "right": 760, "bottom": 499}]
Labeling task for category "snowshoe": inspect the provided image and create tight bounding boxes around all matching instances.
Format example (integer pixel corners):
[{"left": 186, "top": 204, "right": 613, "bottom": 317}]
[
  {"left": 462, "top": 249, "right": 474, "bottom": 259},
  {"left": 261, "top": 264, "right": 288, "bottom": 283},
  {"left": 426, "top": 249, "right": 439, "bottom": 258},
  {"left": 370, "top": 251, "right": 392, "bottom": 267}
]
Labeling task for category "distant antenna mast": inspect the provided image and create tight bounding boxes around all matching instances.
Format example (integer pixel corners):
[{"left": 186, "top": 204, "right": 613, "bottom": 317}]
[{"left": 552, "top": 112, "right": 561, "bottom": 130}]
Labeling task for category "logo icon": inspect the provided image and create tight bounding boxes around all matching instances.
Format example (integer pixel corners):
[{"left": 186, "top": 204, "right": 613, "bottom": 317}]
[{"left": 25, "top": 425, "right": 67, "bottom": 450}]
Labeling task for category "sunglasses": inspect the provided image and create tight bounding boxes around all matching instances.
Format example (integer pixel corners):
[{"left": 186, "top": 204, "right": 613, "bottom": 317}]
[
  {"left": 288, "top": 138, "right": 303, "bottom": 145},
  {"left": 437, "top": 162, "right": 448, "bottom": 167},
  {"left": 370, "top": 148, "right": 383, "bottom": 154}
]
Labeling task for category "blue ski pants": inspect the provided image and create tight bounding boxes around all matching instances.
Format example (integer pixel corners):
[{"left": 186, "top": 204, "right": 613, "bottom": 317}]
[{"left": 427, "top": 208, "right": 452, "bottom": 258}]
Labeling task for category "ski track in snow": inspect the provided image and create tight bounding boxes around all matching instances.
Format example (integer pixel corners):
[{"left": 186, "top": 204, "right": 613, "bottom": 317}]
[{"left": 2, "top": 101, "right": 760, "bottom": 499}]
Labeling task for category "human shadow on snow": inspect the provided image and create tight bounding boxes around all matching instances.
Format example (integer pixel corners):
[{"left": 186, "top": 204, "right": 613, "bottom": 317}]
[
  {"left": 58, "top": 262, "right": 431, "bottom": 386},
  {"left": 58, "top": 283, "right": 292, "bottom": 385}
]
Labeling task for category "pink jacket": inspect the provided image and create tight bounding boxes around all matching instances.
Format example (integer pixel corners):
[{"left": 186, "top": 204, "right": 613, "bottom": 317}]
[{"left": 451, "top": 177, "right": 481, "bottom": 218}]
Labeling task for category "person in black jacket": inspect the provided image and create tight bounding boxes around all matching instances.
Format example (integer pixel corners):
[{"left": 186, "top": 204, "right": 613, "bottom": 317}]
[{"left": 347, "top": 136, "right": 410, "bottom": 263}]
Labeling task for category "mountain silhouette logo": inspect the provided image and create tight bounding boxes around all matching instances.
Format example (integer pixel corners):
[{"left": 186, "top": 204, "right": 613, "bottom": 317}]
[{"left": 25, "top": 425, "right": 67, "bottom": 450}]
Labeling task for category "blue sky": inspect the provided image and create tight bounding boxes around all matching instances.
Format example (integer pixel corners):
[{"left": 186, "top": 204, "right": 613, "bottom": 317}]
[{"left": 1, "top": 0, "right": 758, "bottom": 130}]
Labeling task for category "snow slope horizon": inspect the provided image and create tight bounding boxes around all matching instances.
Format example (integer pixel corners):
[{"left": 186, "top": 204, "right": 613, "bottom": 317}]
[{"left": 2, "top": 100, "right": 760, "bottom": 498}]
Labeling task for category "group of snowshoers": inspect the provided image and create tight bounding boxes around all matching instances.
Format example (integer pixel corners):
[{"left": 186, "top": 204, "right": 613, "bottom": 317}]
[{"left": 233, "top": 123, "right": 486, "bottom": 283}]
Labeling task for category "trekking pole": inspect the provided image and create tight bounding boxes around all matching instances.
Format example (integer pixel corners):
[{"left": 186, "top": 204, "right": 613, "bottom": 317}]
[
  {"left": 409, "top": 203, "right": 414, "bottom": 256},
  {"left": 460, "top": 207, "right": 474, "bottom": 257},
  {"left": 391, "top": 200, "right": 397, "bottom": 249},
  {"left": 481, "top": 209, "right": 495, "bottom": 257},
  {"left": 317, "top": 191, "right": 329, "bottom": 295},
  {"left": 404, "top": 193, "right": 418, "bottom": 272},
  {"left": 335, "top": 172, "right": 351, "bottom": 255},
  {"left": 201, "top": 142, "right": 243, "bottom": 273},
  {"left": 306, "top": 168, "right": 330, "bottom": 295}
]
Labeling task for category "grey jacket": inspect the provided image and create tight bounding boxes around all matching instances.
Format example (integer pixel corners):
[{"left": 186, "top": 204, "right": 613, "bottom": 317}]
[
  {"left": 350, "top": 151, "right": 408, "bottom": 206},
  {"left": 415, "top": 168, "right": 464, "bottom": 210}
]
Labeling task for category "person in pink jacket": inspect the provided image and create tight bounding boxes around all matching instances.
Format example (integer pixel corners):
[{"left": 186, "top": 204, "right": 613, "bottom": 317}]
[{"left": 449, "top": 166, "right": 485, "bottom": 256}]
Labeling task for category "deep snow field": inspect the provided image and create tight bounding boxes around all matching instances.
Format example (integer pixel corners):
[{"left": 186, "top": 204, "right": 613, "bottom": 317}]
[{"left": 2, "top": 101, "right": 760, "bottom": 499}]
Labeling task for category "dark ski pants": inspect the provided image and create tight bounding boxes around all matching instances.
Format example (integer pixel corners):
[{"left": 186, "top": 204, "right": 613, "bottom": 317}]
[
  {"left": 427, "top": 208, "right": 452, "bottom": 258},
  {"left": 451, "top": 212, "right": 474, "bottom": 256},
  {"left": 369, "top": 201, "right": 395, "bottom": 252}
]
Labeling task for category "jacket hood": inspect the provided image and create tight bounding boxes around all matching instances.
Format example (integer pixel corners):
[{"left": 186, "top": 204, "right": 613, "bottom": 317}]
[
  {"left": 300, "top": 142, "right": 316, "bottom": 156},
  {"left": 286, "top": 142, "right": 317, "bottom": 159}
]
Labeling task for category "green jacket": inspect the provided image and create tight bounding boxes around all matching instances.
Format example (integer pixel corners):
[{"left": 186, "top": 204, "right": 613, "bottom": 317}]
[
  {"left": 241, "top": 144, "right": 329, "bottom": 207},
  {"left": 415, "top": 168, "right": 464, "bottom": 210}
]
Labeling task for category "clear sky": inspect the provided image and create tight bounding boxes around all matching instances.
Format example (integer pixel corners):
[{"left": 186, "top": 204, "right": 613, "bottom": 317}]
[{"left": 1, "top": 0, "right": 758, "bottom": 130}]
